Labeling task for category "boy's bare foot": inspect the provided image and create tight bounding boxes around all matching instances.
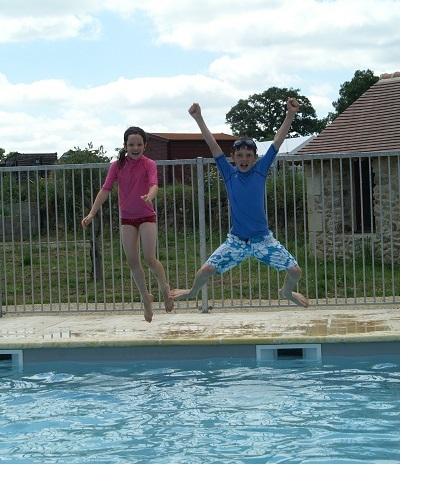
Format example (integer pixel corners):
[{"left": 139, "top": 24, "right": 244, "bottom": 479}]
[
  {"left": 170, "top": 288, "right": 193, "bottom": 301},
  {"left": 162, "top": 286, "right": 174, "bottom": 312},
  {"left": 143, "top": 293, "right": 154, "bottom": 322},
  {"left": 279, "top": 289, "right": 309, "bottom": 308}
]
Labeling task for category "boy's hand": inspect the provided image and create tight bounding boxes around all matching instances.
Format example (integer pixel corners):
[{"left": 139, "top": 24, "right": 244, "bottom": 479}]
[
  {"left": 188, "top": 103, "right": 202, "bottom": 119},
  {"left": 287, "top": 97, "right": 300, "bottom": 114}
]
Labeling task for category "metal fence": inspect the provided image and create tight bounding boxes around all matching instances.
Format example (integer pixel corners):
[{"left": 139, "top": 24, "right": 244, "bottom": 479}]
[{"left": 0, "top": 151, "right": 400, "bottom": 316}]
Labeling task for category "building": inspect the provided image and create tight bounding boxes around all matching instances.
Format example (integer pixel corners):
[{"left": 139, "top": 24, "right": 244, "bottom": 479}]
[
  {"left": 256, "top": 135, "right": 313, "bottom": 156},
  {"left": 145, "top": 133, "right": 237, "bottom": 184},
  {"left": 146, "top": 133, "right": 237, "bottom": 160},
  {"left": 2, "top": 153, "right": 57, "bottom": 167},
  {"left": 295, "top": 72, "right": 400, "bottom": 263}
]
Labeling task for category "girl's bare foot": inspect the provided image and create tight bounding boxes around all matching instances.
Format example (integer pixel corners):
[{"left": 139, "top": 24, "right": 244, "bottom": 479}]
[
  {"left": 143, "top": 294, "right": 154, "bottom": 322},
  {"left": 279, "top": 289, "right": 309, "bottom": 307},
  {"left": 162, "top": 286, "right": 174, "bottom": 312}
]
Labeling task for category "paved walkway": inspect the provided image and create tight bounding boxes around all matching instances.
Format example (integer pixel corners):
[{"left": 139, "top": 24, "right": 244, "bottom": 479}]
[{"left": 0, "top": 305, "right": 399, "bottom": 349}]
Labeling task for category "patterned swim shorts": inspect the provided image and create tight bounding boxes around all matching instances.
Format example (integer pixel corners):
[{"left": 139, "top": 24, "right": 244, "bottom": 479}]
[{"left": 206, "top": 232, "right": 298, "bottom": 274}]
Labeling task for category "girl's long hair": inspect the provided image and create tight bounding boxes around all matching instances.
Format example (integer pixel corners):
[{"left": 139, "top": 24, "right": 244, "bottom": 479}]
[{"left": 118, "top": 126, "right": 148, "bottom": 169}]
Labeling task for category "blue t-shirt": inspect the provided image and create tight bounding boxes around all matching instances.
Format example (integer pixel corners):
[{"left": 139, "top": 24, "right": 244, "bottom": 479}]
[{"left": 214, "top": 144, "right": 278, "bottom": 240}]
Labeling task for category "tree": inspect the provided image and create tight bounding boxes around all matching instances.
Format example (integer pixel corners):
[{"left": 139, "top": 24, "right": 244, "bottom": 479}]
[
  {"left": 59, "top": 143, "right": 111, "bottom": 282},
  {"left": 333, "top": 69, "right": 379, "bottom": 115},
  {"left": 226, "top": 87, "right": 322, "bottom": 140},
  {"left": 60, "top": 142, "right": 110, "bottom": 165},
  {"left": 0, "top": 149, "right": 19, "bottom": 165},
  {"left": 0, "top": 150, "right": 28, "bottom": 218},
  {"left": 319, "top": 69, "right": 380, "bottom": 130}
]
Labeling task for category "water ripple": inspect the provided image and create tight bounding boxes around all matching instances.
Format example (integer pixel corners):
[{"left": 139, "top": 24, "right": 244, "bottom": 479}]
[{"left": 0, "top": 357, "right": 399, "bottom": 463}]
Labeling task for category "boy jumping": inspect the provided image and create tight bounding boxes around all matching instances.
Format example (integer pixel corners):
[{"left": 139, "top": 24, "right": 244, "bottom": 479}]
[{"left": 171, "top": 99, "right": 309, "bottom": 308}]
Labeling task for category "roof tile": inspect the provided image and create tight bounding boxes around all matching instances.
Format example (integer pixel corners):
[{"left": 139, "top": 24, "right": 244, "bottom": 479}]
[{"left": 297, "top": 76, "right": 400, "bottom": 154}]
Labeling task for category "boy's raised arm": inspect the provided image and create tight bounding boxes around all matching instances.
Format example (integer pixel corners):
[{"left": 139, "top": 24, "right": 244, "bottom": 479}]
[
  {"left": 273, "top": 98, "right": 300, "bottom": 151},
  {"left": 189, "top": 103, "right": 223, "bottom": 158}
]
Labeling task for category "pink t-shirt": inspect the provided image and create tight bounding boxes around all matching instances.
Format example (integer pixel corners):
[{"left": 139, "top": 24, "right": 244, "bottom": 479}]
[{"left": 102, "top": 155, "right": 158, "bottom": 219}]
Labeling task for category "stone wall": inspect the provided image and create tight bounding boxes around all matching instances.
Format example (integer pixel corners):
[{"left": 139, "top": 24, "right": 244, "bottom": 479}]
[
  {"left": 304, "top": 156, "right": 399, "bottom": 264},
  {"left": 372, "top": 156, "right": 400, "bottom": 264}
]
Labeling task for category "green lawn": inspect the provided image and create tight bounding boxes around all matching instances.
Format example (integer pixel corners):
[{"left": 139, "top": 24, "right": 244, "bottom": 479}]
[{"left": 1, "top": 230, "right": 399, "bottom": 307}]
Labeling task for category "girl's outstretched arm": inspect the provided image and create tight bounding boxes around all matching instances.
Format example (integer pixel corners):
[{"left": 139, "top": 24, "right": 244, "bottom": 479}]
[
  {"left": 81, "top": 189, "right": 110, "bottom": 228},
  {"left": 189, "top": 103, "right": 223, "bottom": 158}
]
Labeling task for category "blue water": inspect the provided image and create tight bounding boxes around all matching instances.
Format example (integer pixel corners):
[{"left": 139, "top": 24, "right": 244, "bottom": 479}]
[{"left": 0, "top": 356, "right": 399, "bottom": 464}]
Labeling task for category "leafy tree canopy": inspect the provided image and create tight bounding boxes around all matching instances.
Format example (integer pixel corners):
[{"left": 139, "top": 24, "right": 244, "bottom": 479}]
[
  {"left": 60, "top": 142, "right": 110, "bottom": 165},
  {"left": 318, "top": 69, "right": 380, "bottom": 131},
  {"left": 332, "top": 69, "right": 379, "bottom": 115},
  {"left": 226, "top": 87, "right": 322, "bottom": 140},
  {"left": 0, "top": 148, "right": 19, "bottom": 164}
]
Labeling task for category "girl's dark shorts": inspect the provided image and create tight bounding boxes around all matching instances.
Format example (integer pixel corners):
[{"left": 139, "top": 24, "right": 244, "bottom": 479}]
[{"left": 121, "top": 216, "right": 157, "bottom": 229}]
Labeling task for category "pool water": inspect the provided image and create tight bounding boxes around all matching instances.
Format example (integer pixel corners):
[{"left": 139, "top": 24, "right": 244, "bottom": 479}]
[{"left": 0, "top": 356, "right": 399, "bottom": 464}]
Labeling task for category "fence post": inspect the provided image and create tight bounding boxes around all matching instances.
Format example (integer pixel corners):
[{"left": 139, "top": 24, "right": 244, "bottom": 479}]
[
  {"left": 196, "top": 157, "right": 209, "bottom": 313},
  {"left": 0, "top": 260, "right": 2, "bottom": 317}
]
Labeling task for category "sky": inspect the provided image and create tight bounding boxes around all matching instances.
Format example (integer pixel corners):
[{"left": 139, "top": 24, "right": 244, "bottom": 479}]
[{"left": 0, "top": 0, "right": 400, "bottom": 158}]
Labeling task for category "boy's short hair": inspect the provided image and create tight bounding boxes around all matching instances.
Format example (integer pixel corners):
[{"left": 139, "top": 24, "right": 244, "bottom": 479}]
[{"left": 231, "top": 137, "right": 258, "bottom": 155}]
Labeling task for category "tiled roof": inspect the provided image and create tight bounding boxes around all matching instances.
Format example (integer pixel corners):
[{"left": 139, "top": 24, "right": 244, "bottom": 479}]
[
  {"left": 149, "top": 133, "right": 237, "bottom": 141},
  {"left": 297, "top": 73, "right": 400, "bottom": 154}
]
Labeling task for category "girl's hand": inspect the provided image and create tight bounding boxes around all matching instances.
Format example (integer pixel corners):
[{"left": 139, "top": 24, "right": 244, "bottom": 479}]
[
  {"left": 188, "top": 103, "right": 202, "bottom": 119},
  {"left": 287, "top": 97, "right": 300, "bottom": 113},
  {"left": 140, "top": 193, "right": 154, "bottom": 208},
  {"left": 81, "top": 213, "right": 95, "bottom": 228}
]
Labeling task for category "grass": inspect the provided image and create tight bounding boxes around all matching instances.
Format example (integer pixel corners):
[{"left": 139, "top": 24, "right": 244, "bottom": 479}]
[{"left": 1, "top": 229, "right": 399, "bottom": 308}]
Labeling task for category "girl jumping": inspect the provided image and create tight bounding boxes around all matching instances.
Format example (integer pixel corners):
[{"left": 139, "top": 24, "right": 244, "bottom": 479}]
[{"left": 81, "top": 126, "right": 174, "bottom": 322}]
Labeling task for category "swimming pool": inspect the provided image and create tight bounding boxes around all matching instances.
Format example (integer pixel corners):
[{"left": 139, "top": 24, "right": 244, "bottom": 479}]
[{"left": 0, "top": 356, "right": 399, "bottom": 464}]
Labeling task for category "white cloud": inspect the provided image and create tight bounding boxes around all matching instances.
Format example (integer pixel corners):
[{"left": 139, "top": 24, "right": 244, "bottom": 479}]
[
  {"left": 0, "top": 74, "right": 74, "bottom": 105},
  {"left": 0, "top": 14, "right": 100, "bottom": 43},
  {"left": 0, "top": 72, "right": 243, "bottom": 156},
  {"left": 139, "top": 0, "right": 399, "bottom": 55},
  {"left": 0, "top": 0, "right": 399, "bottom": 63},
  {"left": 0, "top": 0, "right": 399, "bottom": 75},
  {"left": 0, "top": 0, "right": 400, "bottom": 155},
  {"left": 0, "top": 109, "right": 120, "bottom": 155},
  {"left": 0, "top": 0, "right": 103, "bottom": 17}
]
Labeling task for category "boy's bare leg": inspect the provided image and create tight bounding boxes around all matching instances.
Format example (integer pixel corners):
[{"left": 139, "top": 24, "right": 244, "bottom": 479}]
[
  {"left": 140, "top": 222, "right": 174, "bottom": 312},
  {"left": 121, "top": 225, "right": 154, "bottom": 322},
  {"left": 170, "top": 264, "right": 217, "bottom": 300},
  {"left": 279, "top": 265, "right": 309, "bottom": 307}
]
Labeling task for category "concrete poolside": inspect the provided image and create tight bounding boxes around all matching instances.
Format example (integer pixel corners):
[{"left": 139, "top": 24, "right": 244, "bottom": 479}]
[{"left": 0, "top": 304, "right": 399, "bottom": 350}]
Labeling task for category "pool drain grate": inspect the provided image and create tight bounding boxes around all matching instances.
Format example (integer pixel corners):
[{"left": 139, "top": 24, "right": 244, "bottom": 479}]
[
  {"left": 0, "top": 350, "right": 23, "bottom": 371},
  {"left": 256, "top": 344, "right": 321, "bottom": 361}
]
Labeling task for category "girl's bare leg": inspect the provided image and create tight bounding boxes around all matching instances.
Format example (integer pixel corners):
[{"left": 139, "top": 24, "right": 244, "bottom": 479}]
[
  {"left": 140, "top": 222, "right": 174, "bottom": 312},
  {"left": 279, "top": 265, "right": 309, "bottom": 307},
  {"left": 121, "top": 225, "right": 154, "bottom": 322}
]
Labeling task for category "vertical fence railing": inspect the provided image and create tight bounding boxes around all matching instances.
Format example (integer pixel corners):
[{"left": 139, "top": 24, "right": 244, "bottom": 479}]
[
  {"left": 0, "top": 151, "right": 399, "bottom": 315},
  {"left": 196, "top": 157, "right": 208, "bottom": 313}
]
